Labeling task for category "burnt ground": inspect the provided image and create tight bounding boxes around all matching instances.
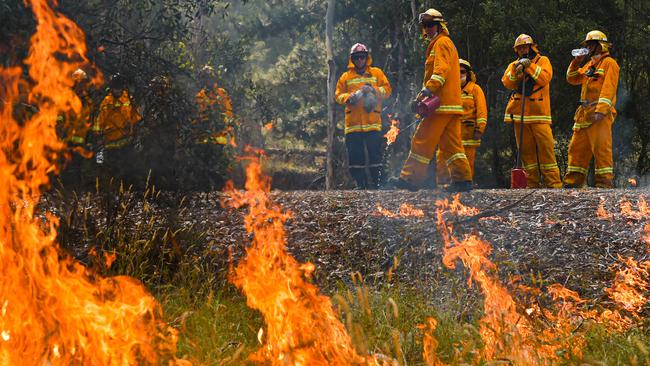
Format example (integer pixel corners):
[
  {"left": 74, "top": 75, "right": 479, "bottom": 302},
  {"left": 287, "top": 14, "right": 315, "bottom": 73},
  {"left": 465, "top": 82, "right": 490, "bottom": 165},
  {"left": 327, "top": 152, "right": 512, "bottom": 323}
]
[
  {"left": 185, "top": 188, "right": 650, "bottom": 311},
  {"left": 51, "top": 188, "right": 650, "bottom": 316}
]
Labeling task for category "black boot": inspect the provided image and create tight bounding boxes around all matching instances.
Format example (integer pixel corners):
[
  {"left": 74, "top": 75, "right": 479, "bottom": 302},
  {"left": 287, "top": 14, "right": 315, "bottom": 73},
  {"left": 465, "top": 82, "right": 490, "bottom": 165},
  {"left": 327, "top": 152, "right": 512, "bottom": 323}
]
[
  {"left": 349, "top": 168, "right": 368, "bottom": 190},
  {"left": 446, "top": 180, "right": 472, "bottom": 193},
  {"left": 383, "top": 177, "right": 419, "bottom": 192}
]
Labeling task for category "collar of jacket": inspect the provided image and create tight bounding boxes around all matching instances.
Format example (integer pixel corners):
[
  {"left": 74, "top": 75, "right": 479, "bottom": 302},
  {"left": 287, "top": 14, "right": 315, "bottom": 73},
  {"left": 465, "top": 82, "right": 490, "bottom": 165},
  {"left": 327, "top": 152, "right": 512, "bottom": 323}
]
[
  {"left": 462, "top": 80, "right": 476, "bottom": 93},
  {"left": 347, "top": 54, "right": 373, "bottom": 70}
]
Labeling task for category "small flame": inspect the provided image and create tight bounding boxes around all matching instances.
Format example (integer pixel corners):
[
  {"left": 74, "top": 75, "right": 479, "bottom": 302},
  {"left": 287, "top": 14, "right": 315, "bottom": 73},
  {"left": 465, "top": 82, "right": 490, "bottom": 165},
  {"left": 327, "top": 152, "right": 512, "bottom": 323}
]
[
  {"left": 628, "top": 178, "right": 638, "bottom": 187},
  {"left": 384, "top": 119, "right": 400, "bottom": 146},
  {"left": 597, "top": 199, "right": 612, "bottom": 219},
  {"left": 264, "top": 122, "right": 273, "bottom": 130},
  {"left": 375, "top": 203, "right": 424, "bottom": 218}
]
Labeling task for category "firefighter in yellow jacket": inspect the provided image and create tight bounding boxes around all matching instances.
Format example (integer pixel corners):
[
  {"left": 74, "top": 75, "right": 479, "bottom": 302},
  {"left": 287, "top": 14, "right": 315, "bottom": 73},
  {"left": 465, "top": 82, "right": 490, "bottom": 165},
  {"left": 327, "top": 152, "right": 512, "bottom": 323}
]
[
  {"left": 194, "top": 65, "right": 235, "bottom": 146},
  {"left": 502, "top": 34, "right": 561, "bottom": 188},
  {"left": 93, "top": 74, "right": 141, "bottom": 152},
  {"left": 564, "top": 31, "right": 619, "bottom": 188},
  {"left": 335, "top": 43, "right": 392, "bottom": 189},
  {"left": 390, "top": 8, "right": 472, "bottom": 192},
  {"left": 436, "top": 58, "right": 487, "bottom": 184}
]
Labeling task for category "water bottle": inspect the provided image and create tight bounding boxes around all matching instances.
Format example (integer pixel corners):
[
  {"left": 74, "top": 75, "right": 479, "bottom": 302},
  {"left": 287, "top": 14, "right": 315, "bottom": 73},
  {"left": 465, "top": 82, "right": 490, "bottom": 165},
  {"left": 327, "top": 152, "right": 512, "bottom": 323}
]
[
  {"left": 571, "top": 48, "right": 590, "bottom": 57},
  {"left": 95, "top": 149, "right": 104, "bottom": 164}
]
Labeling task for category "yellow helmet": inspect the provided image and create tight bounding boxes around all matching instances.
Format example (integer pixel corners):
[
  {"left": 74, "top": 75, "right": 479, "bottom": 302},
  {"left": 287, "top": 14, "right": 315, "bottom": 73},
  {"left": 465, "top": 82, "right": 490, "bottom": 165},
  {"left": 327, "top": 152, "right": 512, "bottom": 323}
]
[
  {"left": 71, "top": 68, "right": 88, "bottom": 83},
  {"left": 459, "top": 58, "right": 472, "bottom": 70},
  {"left": 582, "top": 30, "right": 611, "bottom": 52},
  {"left": 513, "top": 34, "right": 535, "bottom": 49},
  {"left": 418, "top": 8, "right": 445, "bottom": 24}
]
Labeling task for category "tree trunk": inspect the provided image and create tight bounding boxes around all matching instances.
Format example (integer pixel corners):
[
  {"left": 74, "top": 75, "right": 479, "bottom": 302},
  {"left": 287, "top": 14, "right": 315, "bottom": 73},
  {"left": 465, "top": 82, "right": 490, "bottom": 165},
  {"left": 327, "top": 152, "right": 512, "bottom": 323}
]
[{"left": 325, "top": 0, "right": 337, "bottom": 190}]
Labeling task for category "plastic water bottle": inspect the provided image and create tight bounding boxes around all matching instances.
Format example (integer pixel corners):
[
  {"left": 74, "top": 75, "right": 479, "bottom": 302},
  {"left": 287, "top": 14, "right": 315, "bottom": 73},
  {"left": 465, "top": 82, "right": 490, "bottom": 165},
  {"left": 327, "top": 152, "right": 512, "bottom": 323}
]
[
  {"left": 571, "top": 48, "right": 590, "bottom": 57},
  {"left": 95, "top": 149, "right": 104, "bottom": 164}
]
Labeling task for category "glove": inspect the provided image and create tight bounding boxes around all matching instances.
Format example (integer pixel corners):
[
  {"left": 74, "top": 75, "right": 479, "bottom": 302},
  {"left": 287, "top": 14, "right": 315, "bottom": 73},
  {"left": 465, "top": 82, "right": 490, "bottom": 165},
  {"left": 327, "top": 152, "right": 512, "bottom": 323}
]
[
  {"left": 593, "top": 112, "right": 605, "bottom": 122},
  {"left": 361, "top": 84, "right": 375, "bottom": 95},
  {"left": 519, "top": 58, "right": 531, "bottom": 68},
  {"left": 417, "top": 88, "right": 433, "bottom": 100},
  {"left": 347, "top": 90, "right": 363, "bottom": 105},
  {"left": 515, "top": 64, "right": 524, "bottom": 76}
]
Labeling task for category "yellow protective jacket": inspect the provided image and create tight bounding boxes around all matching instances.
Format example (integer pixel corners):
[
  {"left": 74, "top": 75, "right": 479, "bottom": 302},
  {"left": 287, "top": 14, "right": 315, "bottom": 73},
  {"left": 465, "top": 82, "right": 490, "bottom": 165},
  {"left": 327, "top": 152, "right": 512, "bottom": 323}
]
[
  {"left": 423, "top": 32, "right": 463, "bottom": 114},
  {"left": 57, "top": 91, "right": 94, "bottom": 145},
  {"left": 502, "top": 54, "right": 553, "bottom": 124},
  {"left": 566, "top": 52, "right": 619, "bottom": 130},
  {"left": 93, "top": 89, "right": 141, "bottom": 149},
  {"left": 460, "top": 79, "right": 488, "bottom": 147},
  {"left": 335, "top": 55, "right": 392, "bottom": 134},
  {"left": 194, "top": 83, "right": 235, "bottom": 145}
]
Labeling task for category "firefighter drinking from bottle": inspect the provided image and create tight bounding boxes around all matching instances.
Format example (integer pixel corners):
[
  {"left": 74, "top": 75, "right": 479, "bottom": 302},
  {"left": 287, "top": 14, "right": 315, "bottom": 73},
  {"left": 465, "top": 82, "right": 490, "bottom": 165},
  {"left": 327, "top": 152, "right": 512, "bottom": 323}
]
[
  {"left": 436, "top": 58, "right": 487, "bottom": 185},
  {"left": 389, "top": 8, "right": 472, "bottom": 192},
  {"left": 564, "top": 30, "right": 619, "bottom": 188},
  {"left": 502, "top": 34, "right": 562, "bottom": 188},
  {"left": 335, "top": 43, "right": 392, "bottom": 189}
]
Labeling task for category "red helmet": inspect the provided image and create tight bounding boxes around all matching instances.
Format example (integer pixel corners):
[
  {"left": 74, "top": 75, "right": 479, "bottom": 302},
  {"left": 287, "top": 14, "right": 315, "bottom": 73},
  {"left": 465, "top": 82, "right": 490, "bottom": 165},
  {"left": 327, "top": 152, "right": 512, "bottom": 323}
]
[{"left": 349, "top": 43, "right": 369, "bottom": 55}]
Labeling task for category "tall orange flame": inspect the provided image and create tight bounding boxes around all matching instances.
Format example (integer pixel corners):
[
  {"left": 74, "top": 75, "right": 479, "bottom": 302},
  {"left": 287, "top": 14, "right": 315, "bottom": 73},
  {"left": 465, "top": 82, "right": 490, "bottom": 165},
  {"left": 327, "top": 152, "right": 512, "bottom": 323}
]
[
  {"left": 0, "top": 1, "right": 185, "bottom": 364},
  {"left": 226, "top": 156, "right": 380, "bottom": 365}
]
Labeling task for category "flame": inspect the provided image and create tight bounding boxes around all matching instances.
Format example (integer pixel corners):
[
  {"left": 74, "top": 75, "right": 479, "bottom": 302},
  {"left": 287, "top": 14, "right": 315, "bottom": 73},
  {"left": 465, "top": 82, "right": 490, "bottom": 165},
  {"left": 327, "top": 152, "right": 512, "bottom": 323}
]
[
  {"left": 375, "top": 203, "right": 424, "bottom": 218},
  {"left": 620, "top": 197, "right": 649, "bottom": 220},
  {"left": 417, "top": 318, "right": 445, "bottom": 366},
  {"left": 597, "top": 198, "right": 612, "bottom": 219},
  {"left": 605, "top": 256, "right": 649, "bottom": 315},
  {"left": 225, "top": 155, "right": 379, "bottom": 365},
  {"left": 384, "top": 119, "right": 400, "bottom": 146},
  {"left": 628, "top": 178, "right": 637, "bottom": 187},
  {"left": 0, "top": 1, "right": 185, "bottom": 364},
  {"left": 264, "top": 122, "right": 273, "bottom": 130}
]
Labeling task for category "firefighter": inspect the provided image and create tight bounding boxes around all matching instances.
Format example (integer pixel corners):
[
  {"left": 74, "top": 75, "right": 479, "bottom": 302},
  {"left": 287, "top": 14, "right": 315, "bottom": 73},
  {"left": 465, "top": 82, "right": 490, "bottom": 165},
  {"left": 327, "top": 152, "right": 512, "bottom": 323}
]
[
  {"left": 57, "top": 68, "right": 95, "bottom": 187},
  {"left": 194, "top": 65, "right": 234, "bottom": 146},
  {"left": 335, "top": 43, "right": 392, "bottom": 189},
  {"left": 564, "top": 31, "right": 619, "bottom": 188},
  {"left": 93, "top": 73, "right": 141, "bottom": 173},
  {"left": 186, "top": 65, "right": 235, "bottom": 189},
  {"left": 436, "top": 59, "right": 487, "bottom": 185},
  {"left": 502, "top": 34, "right": 561, "bottom": 188},
  {"left": 389, "top": 9, "right": 471, "bottom": 192}
]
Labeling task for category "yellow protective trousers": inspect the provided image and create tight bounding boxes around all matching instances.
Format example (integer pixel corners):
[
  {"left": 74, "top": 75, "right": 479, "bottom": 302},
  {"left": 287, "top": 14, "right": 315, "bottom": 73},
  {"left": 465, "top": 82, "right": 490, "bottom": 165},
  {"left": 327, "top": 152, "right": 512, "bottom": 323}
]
[
  {"left": 513, "top": 122, "right": 562, "bottom": 188},
  {"left": 436, "top": 146, "right": 476, "bottom": 185},
  {"left": 563, "top": 117, "right": 614, "bottom": 188},
  {"left": 401, "top": 114, "right": 471, "bottom": 185}
]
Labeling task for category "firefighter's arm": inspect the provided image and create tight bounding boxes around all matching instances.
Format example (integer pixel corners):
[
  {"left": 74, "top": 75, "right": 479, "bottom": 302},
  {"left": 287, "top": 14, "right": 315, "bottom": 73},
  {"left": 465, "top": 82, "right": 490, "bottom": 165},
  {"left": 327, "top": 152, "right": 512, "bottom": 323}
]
[
  {"left": 594, "top": 59, "right": 619, "bottom": 116},
  {"left": 566, "top": 59, "right": 585, "bottom": 85},
  {"left": 373, "top": 69, "right": 392, "bottom": 100},
  {"left": 335, "top": 73, "right": 351, "bottom": 105},
  {"left": 501, "top": 62, "right": 521, "bottom": 90},
  {"left": 474, "top": 84, "right": 488, "bottom": 134},
  {"left": 423, "top": 39, "right": 451, "bottom": 94},
  {"left": 526, "top": 56, "right": 552, "bottom": 87}
]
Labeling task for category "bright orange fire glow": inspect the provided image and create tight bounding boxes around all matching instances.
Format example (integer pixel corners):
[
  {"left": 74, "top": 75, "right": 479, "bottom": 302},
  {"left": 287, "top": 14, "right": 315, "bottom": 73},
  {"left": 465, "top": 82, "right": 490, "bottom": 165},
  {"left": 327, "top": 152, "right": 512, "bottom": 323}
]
[
  {"left": 384, "top": 119, "right": 400, "bottom": 146},
  {"left": 0, "top": 1, "right": 185, "bottom": 365},
  {"left": 597, "top": 198, "right": 612, "bottom": 219},
  {"left": 605, "top": 256, "right": 649, "bottom": 315},
  {"left": 226, "top": 156, "right": 379, "bottom": 365},
  {"left": 628, "top": 178, "right": 638, "bottom": 187},
  {"left": 375, "top": 203, "right": 424, "bottom": 218}
]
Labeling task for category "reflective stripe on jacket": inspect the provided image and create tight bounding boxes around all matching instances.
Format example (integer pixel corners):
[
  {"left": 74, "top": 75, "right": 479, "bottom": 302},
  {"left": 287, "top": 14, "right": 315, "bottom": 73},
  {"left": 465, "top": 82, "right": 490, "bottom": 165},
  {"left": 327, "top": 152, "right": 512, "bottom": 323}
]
[
  {"left": 460, "top": 81, "right": 488, "bottom": 146},
  {"left": 502, "top": 54, "right": 553, "bottom": 124},
  {"left": 335, "top": 55, "right": 392, "bottom": 134},
  {"left": 423, "top": 33, "right": 462, "bottom": 114},
  {"left": 566, "top": 53, "right": 619, "bottom": 130}
]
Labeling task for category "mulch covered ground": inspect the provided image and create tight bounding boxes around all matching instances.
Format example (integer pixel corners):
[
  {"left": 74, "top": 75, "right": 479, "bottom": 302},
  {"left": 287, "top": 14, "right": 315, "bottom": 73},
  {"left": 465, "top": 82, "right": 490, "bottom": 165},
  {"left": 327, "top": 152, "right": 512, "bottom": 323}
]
[
  {"left": 186, "top": 189, "right": 649, "bottom": 308},
  {"left": 52, "top": 188, "right": 650, "bottom": 315}
]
